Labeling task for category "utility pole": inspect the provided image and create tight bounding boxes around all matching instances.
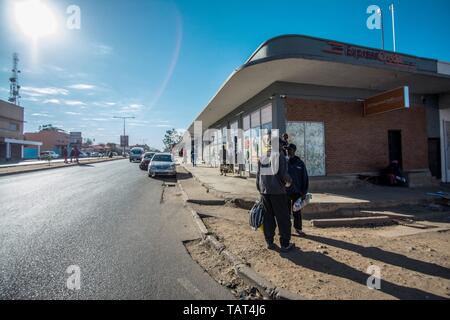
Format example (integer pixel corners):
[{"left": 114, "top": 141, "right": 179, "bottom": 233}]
[{"left": 113, "top": 116, "right": 135, "bottom": 156}]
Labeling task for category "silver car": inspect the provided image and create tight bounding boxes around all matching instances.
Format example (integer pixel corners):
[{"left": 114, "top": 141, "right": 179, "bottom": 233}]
[{"left": 148, "top": 153, "right": 176, "bottom": 178}]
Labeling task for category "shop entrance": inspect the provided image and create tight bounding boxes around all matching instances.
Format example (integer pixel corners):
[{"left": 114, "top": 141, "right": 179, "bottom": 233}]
[
  {"left": 388, "top": 130, "right": 403, "bottom": 168},
  {"left": 286, "top": 121, "right": 326, "bottom": 176}
]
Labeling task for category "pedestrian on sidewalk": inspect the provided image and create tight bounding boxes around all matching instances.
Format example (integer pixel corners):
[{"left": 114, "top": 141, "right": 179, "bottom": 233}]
[
  {"left": 286, "top": 144, "right": 309, "bottom": 236},
  {"left": 256, "top": 138, "right": 295, "bottom": 252},
  {"left": 74, "top": 146, "right": 80, "bottom": 164},
  {"left": 62, "top": 146, "right": 68, "bottom": 164},
  {"left": 69, "top": 148, "right": 75, "bottom": 163},
  {"left": 191, "top": 149, "right": 196, "bottom": 167}
]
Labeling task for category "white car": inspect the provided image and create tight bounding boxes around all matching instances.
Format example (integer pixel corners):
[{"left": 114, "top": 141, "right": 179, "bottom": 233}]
[
  {"left": 148, "top": 153, "right": 176, "bottom": 178},
  {"left": 40, "top": 151, "right": 59, "bottom": 159}
]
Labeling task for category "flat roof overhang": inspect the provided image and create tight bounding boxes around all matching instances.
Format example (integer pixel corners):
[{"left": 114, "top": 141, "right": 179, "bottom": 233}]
[
  {"left": 1, "top": 138, "right": 43, "bottom": 146},
  {"left": 188, "top": 35, "right": 450, "bottom": 134}
]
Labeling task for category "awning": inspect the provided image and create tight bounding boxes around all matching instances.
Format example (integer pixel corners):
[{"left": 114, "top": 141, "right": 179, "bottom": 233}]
[{"left": 188, "top": 34, "right": 450, "bottom": 133}]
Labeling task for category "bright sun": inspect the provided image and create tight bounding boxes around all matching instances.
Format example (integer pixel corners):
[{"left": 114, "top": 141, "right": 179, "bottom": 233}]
[{"left": 14, "top": 0, "right": 57, "bottom": 40}]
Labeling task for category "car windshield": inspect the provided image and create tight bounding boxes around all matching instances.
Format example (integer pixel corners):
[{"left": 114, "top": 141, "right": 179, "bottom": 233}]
[
  {"left": 152, "top": 155, "right": 172, "bottom": 162},
  {"left": 131, "top": 149, "right": 142, "bottom": 154},
  {"left": 144, "top": 153, "right": 154, "bottom": 159}
]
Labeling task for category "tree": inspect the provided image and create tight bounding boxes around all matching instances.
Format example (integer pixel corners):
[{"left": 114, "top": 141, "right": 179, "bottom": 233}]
[
  {"left": 163, "top": 128, "right": 182, "bottom": 152},
  {"left": 85, "top": 138, "right": 94, "bottom": 146}
]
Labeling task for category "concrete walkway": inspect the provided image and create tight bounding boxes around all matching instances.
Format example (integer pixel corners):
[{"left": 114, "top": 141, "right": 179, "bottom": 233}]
[{"left": 181, "top": 164, "right": 448, "bottom": 214}]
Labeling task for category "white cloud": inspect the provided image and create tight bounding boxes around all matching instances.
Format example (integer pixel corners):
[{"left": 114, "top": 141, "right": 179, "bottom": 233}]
[
  {"left": 68, "top": 84, "right": 96, "bottom": 90},
  {"left": 65, "top": 112, "right": 81, "bottom": 115},
  {"left": 93, "top": 44, "right": 113, "bottom": 55},
  {"left": 64, "top": 100, "right": 86, "bottom": 106},
  {"left": 31, "top": 113, "right": 52, "bottom": 117},
  {"left": 106, "top": 102, "right": 116, "bottom": 106},
  {"left": 22, "top": 86, "right": 69, "bottom": 96},
  {"left": 43, "top": 99, "right": 61, "bottom": 104}
]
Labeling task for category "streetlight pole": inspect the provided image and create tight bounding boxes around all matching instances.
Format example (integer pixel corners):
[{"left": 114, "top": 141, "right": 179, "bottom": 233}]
[
  {"left": 113, "top": 116, "right": 135, "bottom": 156},
  {"left": 378, "top": 7, "right": 385, "bottom": 50},
  {"left": 389, "top": 4, "right": 397, "bottom": 52}
]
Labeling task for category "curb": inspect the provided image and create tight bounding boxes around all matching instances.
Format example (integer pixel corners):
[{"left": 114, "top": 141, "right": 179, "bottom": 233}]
[
  {"left": 0, "top": 158, "right": 126, "bottom": 177},
  {"left": 177, "top": 168, "right": 305, "bottom": 300}
]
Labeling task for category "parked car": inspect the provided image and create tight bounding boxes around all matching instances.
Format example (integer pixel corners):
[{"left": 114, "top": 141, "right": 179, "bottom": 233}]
[
  {"left": 78, "top": 151, "right": 88, "bottom": 158},
  {"left": 129, "top": 147, "right": 144, "bottom": 162},
  {"left": 148, "top": 153, "right": 176, "bottom": 178},
  {"left": 91, "top": 152, "right": 99, "bottom": 157},
  {"left": 139, "top": 152, "right": 156, "bottom": 171},
  {"left": 39, "top": 151, "right": 59, "bottom": 160}
]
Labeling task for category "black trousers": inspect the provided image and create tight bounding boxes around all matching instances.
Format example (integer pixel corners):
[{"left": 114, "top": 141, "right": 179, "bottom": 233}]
[
  {"left": 261, "top": 194, "right": 291, "bottom": 247},
  {"left": 288, "top": 193, "right": 303, "bottom": 230}
]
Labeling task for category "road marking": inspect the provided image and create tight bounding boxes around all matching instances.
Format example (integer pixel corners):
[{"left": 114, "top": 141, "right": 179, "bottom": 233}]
[{"left": 177, "top": 277, "right": 207, "bottom": 300}]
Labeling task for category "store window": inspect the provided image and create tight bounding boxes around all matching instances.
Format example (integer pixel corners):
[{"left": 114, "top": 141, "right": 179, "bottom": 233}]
[
  {"left": 260, "top": 104, "right": 272, "bottom": 156},
  {"left": 8, "top": 122, "right": 19, "bottom": 131},
  {"left": 250, "top": 110, "right": 261, "bottom": 173},
  {"left": 243, "top": 115, "right": 251, "bottom": 172},
  {"left": 286, "top": 121, "right": 326, "bottom": 176}
]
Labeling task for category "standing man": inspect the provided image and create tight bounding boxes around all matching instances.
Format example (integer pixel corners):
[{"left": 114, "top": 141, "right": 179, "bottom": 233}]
[
  {"left": 62, "top": 146, "right": 68, "bottom": 164},
  {"left": 256, "top": 138, "right": 294, "bottom": 252},
  {"left": 191, "top": 148, "right": 196, "bottom": 167},
  {"left": 286, "top": 144, "right": 309, "bottom": 236},
  {"left": 74, "top": 146, "right": 80, "bottom": 164}
]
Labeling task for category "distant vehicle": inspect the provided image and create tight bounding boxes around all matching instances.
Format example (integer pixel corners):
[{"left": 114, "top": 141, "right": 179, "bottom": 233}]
[
  {"left": 129, "top": 147, "right": 144, "bottom": 162},
  {"left": 148, "top": 153, "right": 176, "bottom": 178},
  {"left": 40, "top": 151, "right": 59, "bottom": 160},
  {"left": 112, "top": 152, "right": 118, "bottom": 157},
  {"left": 91, "top": 152, "right": 100, "bottom": 157},
  {"left": 139, "top": 152, "right": 156, "bottom": 171},
  {"left": 78, "top": 151, "right": 88, "bottom": 158}
]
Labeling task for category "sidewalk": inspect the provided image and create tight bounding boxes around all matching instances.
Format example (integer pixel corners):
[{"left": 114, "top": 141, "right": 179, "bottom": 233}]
[
  {"left": 0, "top": 157, "right": 125, "bottom": 176},
  {"left": 178, "top": 164, "right": 450, "bottom": 300},
  {"left": 181, "top": 164, "right": 446, "bottom": 216}
]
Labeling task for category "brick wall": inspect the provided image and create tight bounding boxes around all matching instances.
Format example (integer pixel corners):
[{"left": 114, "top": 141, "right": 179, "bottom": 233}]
[{"left": 285, "top": 98, "right": 428, "bottom": 175}]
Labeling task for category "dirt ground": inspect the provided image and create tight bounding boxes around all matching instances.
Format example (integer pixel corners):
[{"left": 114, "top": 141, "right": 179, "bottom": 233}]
[
  {"left": 203, "top": 211, "right": 450, "bottom": 300},
  {"left": 185, "top": 239, "right": 265, "bottom": 300}
]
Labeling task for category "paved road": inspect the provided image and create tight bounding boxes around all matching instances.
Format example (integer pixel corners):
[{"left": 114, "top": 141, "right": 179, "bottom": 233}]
[{"left": 0, "top": 160, "right": 233, "bottom": 299}]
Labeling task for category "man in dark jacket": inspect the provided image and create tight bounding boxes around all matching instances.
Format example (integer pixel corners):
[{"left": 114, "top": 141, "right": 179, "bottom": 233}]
[
  {"left": 286, "top": 144, "right": 309, "bottom": 236},
  {"left": 256, "top": 139, "right": 294, "bottom": 252}
]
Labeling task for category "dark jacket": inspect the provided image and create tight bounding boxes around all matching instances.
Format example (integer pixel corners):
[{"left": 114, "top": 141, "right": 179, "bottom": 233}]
[
  {"left": 286, "top": 156, "right": 309, "bottom": 196},
  {"left": 256, "top": 152, "right": 290, "bottom": 195}
]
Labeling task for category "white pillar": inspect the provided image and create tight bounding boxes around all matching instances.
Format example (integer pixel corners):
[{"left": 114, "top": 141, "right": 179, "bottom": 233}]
[
  {"left": 6, "top": 142, "right": 11, "bottom": 160},
  {"left": 37, "top": 145, "right": 41, "bottom": 159},
  {"left": 21, "top": 145, "right": 24, "bottom": 159}
]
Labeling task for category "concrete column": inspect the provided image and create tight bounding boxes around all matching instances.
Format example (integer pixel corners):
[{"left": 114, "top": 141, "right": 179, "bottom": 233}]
[
  {"left": 272, "top": 95, "right": 286, "bottom": 135},
  {"left": 6, "top": 142, "right": 11, "bottom": 161},
  {"left": 21, "top": 145, "right": 24, "bottom": 159},
  {"left": 37, "top": 145, "right": 41, "bottom": 159}
]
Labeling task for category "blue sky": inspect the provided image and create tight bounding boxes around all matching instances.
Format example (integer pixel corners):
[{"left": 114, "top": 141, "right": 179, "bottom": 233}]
[{"left": 0, "top": 0, "right": 449, "bottom": 149}]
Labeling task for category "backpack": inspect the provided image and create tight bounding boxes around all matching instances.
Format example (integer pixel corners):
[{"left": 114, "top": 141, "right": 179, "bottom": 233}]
[{"left": 249, "top": 198, "right": 265, "bottom": 231}]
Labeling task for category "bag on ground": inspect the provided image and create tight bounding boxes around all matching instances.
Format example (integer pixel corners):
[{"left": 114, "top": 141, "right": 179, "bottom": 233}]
[{"left": 249, "top": 199, "right": 265, "bottom": 231}]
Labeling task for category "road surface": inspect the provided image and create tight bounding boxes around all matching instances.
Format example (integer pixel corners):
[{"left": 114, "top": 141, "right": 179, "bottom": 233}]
[{"left": 0, "top": 160, "right": 233, "bottom": 299}]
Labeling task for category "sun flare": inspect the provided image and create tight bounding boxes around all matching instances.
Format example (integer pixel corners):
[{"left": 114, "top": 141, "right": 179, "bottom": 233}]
[{"left": 14, "top": 0, "right": 57, "bottom": 40}]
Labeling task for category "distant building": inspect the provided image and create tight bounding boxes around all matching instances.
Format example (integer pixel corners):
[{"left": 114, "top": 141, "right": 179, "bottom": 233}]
[
  {"left": 70, "top": 132, "right": 83, "bottom": 148},
  {"left": 0, "top": 99, "right": 42, "bottom": 161},
  {"left": 25, "top": 125, "right": 70, "bottom": 156}
]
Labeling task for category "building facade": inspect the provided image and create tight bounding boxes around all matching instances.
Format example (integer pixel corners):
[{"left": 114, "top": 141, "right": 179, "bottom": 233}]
[
  {"left": 25, "top": 127, "right": 70, "bottom": 156},
  {"left": 0, "top": 99, "right": 42, "bottom": 161},
  {"left": 187, "top": 35, "right": 450, "bottom": 183}
]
